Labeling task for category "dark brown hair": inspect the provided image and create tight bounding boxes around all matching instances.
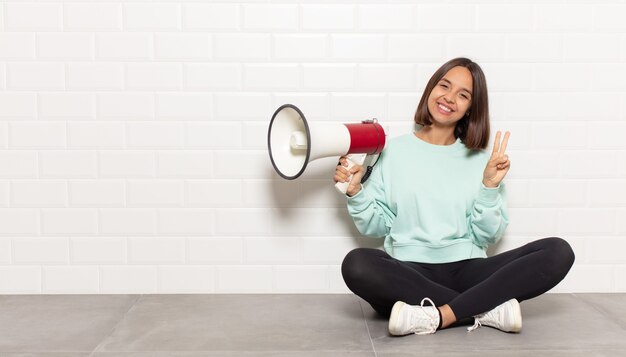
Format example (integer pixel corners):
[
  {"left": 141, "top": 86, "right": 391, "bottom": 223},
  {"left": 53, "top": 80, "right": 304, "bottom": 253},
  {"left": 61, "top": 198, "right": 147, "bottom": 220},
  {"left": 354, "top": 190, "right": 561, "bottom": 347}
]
[{"left": 414, "top": 57, "right": 490, "bottom": 150}]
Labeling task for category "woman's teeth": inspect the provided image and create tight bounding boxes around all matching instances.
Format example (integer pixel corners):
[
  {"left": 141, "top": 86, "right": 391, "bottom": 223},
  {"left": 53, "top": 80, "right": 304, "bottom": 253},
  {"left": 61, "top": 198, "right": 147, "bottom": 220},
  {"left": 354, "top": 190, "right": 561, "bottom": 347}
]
[{"left": 438, "top": 104, "right": 452, "bottom": 112}]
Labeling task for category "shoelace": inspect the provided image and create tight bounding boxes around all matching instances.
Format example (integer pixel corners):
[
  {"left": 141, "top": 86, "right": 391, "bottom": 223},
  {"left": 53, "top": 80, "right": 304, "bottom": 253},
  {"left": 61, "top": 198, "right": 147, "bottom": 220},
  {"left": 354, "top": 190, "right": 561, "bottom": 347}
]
[
  {"left": 467, "top": 319, "right": 482, "bottom": 332},
  {"left": 467, "top": 307, "right": 497, "bottom": 332},
  {"left": 420, "top": 297, "right": 436, "bottom": 309},
  {"left": 411, "top": 297, "right": 439, "bottom": 335}
]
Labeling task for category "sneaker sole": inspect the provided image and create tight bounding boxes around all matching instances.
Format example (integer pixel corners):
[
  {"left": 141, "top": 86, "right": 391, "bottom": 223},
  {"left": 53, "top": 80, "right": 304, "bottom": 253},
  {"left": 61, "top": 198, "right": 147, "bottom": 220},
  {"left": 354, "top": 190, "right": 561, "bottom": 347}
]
[
  {"left": 388, "top": 301, "right": 407, "bottom": 336},
  {"left": 507, "top": 299, "right": 522, "bottom": 333}
]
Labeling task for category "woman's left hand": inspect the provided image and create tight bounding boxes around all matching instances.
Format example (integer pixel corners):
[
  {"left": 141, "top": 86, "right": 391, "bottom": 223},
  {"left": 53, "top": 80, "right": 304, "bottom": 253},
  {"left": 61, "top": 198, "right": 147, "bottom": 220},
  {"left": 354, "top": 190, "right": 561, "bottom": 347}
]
[{"left": 483, "top": 131, "right": 511, "bottom": 188}]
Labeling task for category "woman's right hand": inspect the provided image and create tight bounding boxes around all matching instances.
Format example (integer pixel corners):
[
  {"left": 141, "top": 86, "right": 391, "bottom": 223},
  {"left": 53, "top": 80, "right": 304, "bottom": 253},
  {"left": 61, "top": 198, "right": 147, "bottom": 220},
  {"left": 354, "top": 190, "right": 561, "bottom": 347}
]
[{"left": 333, "top": 156, "right": 365, "bottom": 197}]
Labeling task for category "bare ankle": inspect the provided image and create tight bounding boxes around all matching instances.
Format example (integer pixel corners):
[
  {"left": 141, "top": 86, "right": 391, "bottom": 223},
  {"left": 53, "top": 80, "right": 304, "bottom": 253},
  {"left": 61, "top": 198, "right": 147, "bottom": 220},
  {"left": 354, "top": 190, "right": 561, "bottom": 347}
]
[{"left": 438, "top": 304, "right": 457, "bottom": 329}]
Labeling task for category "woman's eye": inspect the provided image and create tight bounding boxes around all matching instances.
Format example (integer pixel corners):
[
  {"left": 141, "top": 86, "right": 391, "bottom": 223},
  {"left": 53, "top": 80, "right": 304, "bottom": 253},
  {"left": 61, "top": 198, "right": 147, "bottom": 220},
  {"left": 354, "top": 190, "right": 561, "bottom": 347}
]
[{"left": 440, "top": 83, "right": 448, "bottom": 89}]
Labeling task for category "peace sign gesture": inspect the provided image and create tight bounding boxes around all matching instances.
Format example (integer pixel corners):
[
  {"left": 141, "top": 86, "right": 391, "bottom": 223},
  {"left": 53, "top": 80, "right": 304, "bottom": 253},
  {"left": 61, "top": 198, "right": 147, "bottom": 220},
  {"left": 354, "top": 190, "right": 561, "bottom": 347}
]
[{"left": 483, "top": 131, "right": 511, "bottom": 188}]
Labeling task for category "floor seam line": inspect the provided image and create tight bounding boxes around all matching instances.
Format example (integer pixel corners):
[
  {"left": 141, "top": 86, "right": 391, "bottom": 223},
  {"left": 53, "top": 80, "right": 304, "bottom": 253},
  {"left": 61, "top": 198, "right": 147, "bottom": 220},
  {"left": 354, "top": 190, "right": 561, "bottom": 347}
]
[
  {"left": 358, "top": 299, "right": 378, "bottom": 357},
  {"left": 88, "top": 294, "right": 143, "bottom": 357}
]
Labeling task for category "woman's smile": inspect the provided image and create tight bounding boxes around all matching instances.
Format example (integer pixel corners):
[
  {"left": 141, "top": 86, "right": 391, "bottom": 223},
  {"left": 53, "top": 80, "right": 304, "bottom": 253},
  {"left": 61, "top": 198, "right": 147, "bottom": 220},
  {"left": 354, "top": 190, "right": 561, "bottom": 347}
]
[{"left": 436, "top": 102, "right": 454, "bottom": 115}]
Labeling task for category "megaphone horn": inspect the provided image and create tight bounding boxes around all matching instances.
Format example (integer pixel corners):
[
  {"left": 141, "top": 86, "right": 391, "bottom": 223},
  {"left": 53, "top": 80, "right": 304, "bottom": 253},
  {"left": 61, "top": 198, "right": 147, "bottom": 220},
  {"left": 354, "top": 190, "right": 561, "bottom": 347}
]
[{"left": 267, "top": 104, "right": 386, "bottom": 187}]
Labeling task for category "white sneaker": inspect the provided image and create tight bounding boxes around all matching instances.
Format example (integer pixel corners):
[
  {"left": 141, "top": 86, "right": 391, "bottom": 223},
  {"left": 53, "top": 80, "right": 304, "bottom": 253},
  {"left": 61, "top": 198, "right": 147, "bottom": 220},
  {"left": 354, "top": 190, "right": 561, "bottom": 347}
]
[
  {"left": 467, "top": 298, "right": 522, "bottom": 333},
  {"left": 388, "top": 298, "right": 440, "bottom": 336}
]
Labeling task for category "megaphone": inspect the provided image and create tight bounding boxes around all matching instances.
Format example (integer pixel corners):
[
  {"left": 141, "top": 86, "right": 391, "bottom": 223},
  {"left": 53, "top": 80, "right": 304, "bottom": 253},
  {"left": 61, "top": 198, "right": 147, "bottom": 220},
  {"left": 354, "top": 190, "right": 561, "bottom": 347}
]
[{"left": 267, "top": 104, "right": 386, "bottom": 194}]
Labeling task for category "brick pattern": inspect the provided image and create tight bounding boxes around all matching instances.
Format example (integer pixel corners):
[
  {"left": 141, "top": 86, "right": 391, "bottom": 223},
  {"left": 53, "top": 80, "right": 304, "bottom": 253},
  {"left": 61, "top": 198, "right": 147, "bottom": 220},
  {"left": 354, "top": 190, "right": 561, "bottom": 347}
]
[{"left": 0, "top": 1, "right": 625, "bottom": 294}]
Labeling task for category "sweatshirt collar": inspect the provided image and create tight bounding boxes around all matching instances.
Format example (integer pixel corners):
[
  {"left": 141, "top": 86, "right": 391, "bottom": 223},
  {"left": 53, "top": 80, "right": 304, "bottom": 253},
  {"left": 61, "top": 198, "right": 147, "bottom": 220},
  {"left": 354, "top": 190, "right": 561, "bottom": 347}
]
[{"left": 412, "top": 132, "right": 465, "bottom": 153}]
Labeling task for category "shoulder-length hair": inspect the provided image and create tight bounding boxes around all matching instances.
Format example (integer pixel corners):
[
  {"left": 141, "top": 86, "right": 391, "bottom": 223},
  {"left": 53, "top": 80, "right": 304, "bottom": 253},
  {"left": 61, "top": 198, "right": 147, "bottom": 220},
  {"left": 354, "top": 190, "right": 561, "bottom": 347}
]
[{"left": 414, "top": 57, "right": 490, "bottom": 150}]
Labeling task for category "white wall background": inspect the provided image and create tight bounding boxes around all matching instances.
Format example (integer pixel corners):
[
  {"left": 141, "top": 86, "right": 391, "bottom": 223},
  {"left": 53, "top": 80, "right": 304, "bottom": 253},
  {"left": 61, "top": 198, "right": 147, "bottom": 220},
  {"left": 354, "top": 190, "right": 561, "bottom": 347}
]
[{"left": 0, "top": 0, "right": 624, "bottom": 294}]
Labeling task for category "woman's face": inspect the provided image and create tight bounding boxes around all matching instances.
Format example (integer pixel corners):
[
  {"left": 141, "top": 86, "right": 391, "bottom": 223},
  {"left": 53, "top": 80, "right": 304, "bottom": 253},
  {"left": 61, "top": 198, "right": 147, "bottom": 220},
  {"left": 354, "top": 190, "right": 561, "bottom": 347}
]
[{"left": 427, "top": 66, "right": 473, "bottom": 127}]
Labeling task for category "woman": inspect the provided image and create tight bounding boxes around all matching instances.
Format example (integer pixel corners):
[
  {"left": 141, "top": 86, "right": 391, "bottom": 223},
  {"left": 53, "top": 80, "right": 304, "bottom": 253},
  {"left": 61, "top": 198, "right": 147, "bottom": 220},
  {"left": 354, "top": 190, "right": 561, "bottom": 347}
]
[{"left": 334, "top": 57, "right": 575, "bottom": 336}]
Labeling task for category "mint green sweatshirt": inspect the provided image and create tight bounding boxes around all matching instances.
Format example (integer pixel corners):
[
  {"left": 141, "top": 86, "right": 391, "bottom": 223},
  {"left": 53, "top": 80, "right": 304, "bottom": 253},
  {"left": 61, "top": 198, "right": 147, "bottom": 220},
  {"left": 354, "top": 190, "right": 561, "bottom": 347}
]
[{"left": 347, "top": 132, "right": 509, "bottom": 264}]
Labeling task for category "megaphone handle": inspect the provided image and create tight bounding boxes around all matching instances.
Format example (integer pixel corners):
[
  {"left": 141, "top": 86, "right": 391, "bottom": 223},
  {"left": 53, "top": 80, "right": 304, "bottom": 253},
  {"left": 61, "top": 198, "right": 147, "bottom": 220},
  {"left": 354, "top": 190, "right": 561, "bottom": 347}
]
[{"left": 335, "top": 155, "right": 364, "bottom": 195}]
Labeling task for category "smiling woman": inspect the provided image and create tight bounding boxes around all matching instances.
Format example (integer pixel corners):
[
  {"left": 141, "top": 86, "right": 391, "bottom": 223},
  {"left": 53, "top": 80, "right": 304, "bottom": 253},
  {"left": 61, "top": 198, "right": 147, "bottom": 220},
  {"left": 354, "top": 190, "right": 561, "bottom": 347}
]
[
  {"left": 414, "top": 57, "right": 490, "bottom": 150},
  {"left": 334, "top": 57, "right": 575, "bottom": 337}
]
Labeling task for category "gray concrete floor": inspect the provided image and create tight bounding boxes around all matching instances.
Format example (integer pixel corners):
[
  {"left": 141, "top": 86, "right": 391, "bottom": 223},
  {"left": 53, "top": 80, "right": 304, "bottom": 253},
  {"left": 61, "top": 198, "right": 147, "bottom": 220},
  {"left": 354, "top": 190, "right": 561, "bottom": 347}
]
[{"left": 0, "top": 294, "right": 625, "bottom": 357}]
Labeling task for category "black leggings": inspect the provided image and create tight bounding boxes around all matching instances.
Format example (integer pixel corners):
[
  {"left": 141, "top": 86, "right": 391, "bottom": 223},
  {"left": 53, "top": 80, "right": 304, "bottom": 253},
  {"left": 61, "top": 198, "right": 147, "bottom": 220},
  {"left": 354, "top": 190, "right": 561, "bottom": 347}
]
[{"left": 341, "top": 237, "right": 575, "bottom": 320}]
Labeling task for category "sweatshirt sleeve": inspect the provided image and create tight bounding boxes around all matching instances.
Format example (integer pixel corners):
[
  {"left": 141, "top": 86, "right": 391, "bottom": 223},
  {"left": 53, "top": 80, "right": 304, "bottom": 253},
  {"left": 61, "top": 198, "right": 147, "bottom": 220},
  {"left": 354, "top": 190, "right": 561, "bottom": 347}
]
[
  {"left": 345, "top": 155, "right": 395, "bottom": 239},
  {"left": 468, "top": 182, "right": 509, "bottom": 248}
]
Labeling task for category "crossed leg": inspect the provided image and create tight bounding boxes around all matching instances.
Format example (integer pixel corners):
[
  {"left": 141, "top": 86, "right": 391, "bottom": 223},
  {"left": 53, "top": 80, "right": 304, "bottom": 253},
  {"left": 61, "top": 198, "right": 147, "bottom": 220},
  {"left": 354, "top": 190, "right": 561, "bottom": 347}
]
[{"left": 341, "top": 237, "right": 575, "bottom": 327}]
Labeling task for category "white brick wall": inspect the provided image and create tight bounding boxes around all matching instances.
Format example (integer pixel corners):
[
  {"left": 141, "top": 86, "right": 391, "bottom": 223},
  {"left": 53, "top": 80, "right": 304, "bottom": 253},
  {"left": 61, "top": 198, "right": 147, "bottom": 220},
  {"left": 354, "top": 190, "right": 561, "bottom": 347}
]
[{"left": 0, "top": 1, "right": 624, "bottom": 294}]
